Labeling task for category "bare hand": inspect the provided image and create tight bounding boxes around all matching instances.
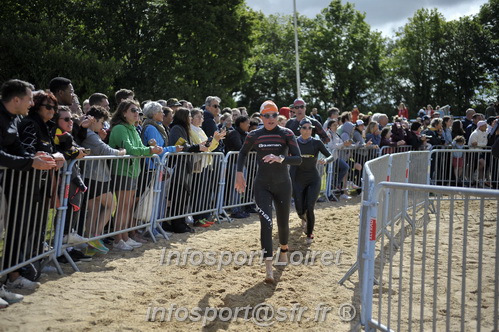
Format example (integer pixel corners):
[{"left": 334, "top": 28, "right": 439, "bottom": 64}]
[
  {"left": 32, "top": 155, "right": 56, "bottom": 170},
  {"left": 343, "top": 140, "right": 352, "bottom": 147},
  {"left": 80, "top": 115, "right": 94, "bottom": 129},
  {"left": 175, "top": 145, "right": 184, "bottom": 152},
  {"left": 397, "top": 140, "right": 406, "bottom": 146},
  {"left": 234, "top": 172, "right": 246, "bottom": 193},
  {"left": 214, "top": 130, "right": 226, "bottom": 141},
  {"left": 118, "top": 148, "right": 127, "bottom": 156},
  {"left": 318, "top": 159, "right": 326, "bottom": 165},
  {"left": 199, "top": 144, "right": 209, "bottom": 152},
  {"left": 52, "top": 152, "right": 65, "bottom": 169},
  {"left": 151, "top": 146, "right": 163, "bottom": 154},
  {"left": 76, "top": 148, "right": 87, "bottom": 159},
  {"left": 98, "top": 129, "right": 107, "bottom": 141},
  {"left": 262, "top": 154, "right": 283, "bottom": 164}
]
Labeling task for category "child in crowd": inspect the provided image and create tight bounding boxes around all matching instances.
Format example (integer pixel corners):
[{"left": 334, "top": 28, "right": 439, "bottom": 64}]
[{"left": 451, "top": 136, "right": 465, "bottom": 185}]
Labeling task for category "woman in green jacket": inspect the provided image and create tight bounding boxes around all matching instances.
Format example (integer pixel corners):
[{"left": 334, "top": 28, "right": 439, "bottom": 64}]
[{"left": 108, "top": 100, "right": 163, "bottom": 251}]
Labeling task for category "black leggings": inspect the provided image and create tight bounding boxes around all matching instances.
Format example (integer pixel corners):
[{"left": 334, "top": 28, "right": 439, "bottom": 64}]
[
  {"left": 293, "top": 173, "right": 321, "bottom": 237},
  {"left": 254, "top": 178, "right": 291, "bottom": 258}
]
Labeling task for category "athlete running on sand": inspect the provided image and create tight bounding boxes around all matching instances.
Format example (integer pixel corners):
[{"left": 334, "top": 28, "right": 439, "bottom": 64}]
[{"left": 235, "top": 100, "right": 302, "bottom": 283}]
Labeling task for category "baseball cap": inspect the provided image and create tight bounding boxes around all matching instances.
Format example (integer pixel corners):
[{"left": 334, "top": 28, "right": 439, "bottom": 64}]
[
  {"left": 477, "top": 120, "right": 487, "bottom": 128},
  {"left": 166, "top": 98, "right": 181, "bottom": 107},
  {"left": 260, "top": 100, "right": 278, "bottom": 114},
  {"left": 422, "top": 115, "right": 430, "bottom": 121},
  {"left": 356, "top": 120, "right": 365, "bottom": 126},
  {"left": 299, "top": 118, "right": 314, "bottom": 128},
  {"left": 293, "top": 98, "right": 306, "bottom": 107}
]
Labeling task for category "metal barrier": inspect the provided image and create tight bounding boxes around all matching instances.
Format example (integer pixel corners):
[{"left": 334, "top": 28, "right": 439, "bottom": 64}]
[
  {"left": 362, "top": 182, "right": 499, "bottom": 331},
  {"left": 156, "top": 152, "right": 224, "bottom": 227},
  {"left": 57, "top": 155, "right": 162, "bottom": 271},
  {"left": 0, "top": 166, "right": 65, "bottom": 278},
  {"left": 429, "top": 148, "right": 498, "bottom": 191},
  {"left": 379, "top": 145, "right": 412, "bottom": 156},
  {"left": 217, "top": 151, "right": 258, "bottom": 220}
]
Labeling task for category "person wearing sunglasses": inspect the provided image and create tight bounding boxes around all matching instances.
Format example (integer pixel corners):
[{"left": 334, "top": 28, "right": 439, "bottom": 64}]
[
  {"left": 285, "top": 98, "right": 329, "bottom": 144},
  {"left": 108, "top": 100, "right": 164, "bottom": 251},
  {"left": 290, "top": 118, "right": 334, "bottom": 245},
  {"left": 235, "top": 100, "right": 302, "bottom": 284}
]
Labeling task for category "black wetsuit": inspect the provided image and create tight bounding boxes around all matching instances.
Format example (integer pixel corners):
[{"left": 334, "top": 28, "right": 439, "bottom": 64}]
[
  {"left": 290, "top": 137, "right": 333, "bottom": 237},
  {"left": 237, "top": 126, "right": 302, "bottom": 258}
]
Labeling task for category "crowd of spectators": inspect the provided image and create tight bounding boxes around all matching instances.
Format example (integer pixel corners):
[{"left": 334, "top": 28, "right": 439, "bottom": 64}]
[{"left": 0, "top": 76, "right": 498, "bottom": 307}]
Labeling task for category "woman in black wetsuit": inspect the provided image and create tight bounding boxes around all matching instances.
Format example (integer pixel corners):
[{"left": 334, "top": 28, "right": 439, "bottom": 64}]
[
  {"left": 235, "top": 100, "right": 302, "bottom": 283},
  {"left": 290, "top": 118, "right": 334, "bottom": 245}
]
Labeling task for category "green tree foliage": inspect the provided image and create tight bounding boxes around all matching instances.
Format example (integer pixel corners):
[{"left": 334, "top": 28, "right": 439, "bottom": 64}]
[
  {"left": 391, "top": 9, "right": 446, "bottom": 115},
  {"left": 237, "top": 13, "right": 301, "bottom": 113},
  {"left": 302, "top": 0, "right": 384, "bottom": 112},
  {"left": 478, "top": 0, "right": 499, "bottom": 89}
]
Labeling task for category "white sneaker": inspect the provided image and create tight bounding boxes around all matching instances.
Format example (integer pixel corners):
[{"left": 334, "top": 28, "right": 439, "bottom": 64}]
[
  {"left": 340, "top": 193, "right": 352, "bottom": 200},
  {"left": 113, "top": 239, "right": 134, "bottom": 251},
  {"left": 0, "top": 285, "right": 24, "bottom": 304},
  {"left": 125, "top": 238, "right": 142, "bottom": 248},
  {"left": 347, "top": 181, "right": 360, "bottom": 189},
  {"left": 63, "top": 232, "right": 89, "bottom": 244},
  {"left": 6, "top": 276, "right": 41, "bottom": 290},
  {"left": 0, "top": 297, "right": 8, "bottom": 308}
]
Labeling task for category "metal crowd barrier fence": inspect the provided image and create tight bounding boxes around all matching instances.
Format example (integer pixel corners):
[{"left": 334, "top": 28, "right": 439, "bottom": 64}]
[
  {"left": 217, "top": 151, "right": 258, "bottom": 220},
  {"left": 378, "top": 145, "right": 412, "bottom": 156},
  {"left": 0, "top": 165, "right": 66, "bottom": 279},
  {"left": 429, "top": 148, "right": 498, "bottom": 192},
  {"left": 361, "top": 182, "right": 499, "bottom": 331},
  {"left": 156, "top": 152, "right": 224, "bottom": 228},
  {"left": 56, "top": 155, "right": 162, "bottom": 271}
]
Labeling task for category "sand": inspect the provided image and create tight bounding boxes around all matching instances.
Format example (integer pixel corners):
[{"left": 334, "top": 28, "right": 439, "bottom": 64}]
[
  {"left": 0, "top": 195, "right": 496, "bottom": 331},
  {"left": 0, "top": 197, "right": 363, "bottom": 331}
]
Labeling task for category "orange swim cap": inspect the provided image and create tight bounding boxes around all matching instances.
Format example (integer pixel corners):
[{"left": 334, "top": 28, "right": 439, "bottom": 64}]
[{"left": 260, "top": 100, "right": 278, "bottom": 114}]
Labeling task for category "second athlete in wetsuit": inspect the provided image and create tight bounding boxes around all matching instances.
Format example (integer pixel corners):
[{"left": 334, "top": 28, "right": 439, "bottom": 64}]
[{"left": 290, "top": 118, "right": 334, "bottom": 244}]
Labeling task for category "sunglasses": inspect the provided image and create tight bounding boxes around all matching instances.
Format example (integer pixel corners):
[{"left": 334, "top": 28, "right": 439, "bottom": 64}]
[
  {"left": 130, "top": 108, "right": 140, "bottom": 113},
  {"left": 294, "top": 105, "right": 305, "bottom": 109},
  {"left": 60, "top": 117, "right": 73, "bottom": 122},
  {"left": 41, "top": 104, "right": 57, "bottom": 110},
  {"left": 262, "top": 113, "right": 279, "bottom": 119},
  {"left": 212, "top": 104, "right": 220, "bottom": 109},
  {"left": 300, "top": 126, "right": 313, "bottom": 130}
]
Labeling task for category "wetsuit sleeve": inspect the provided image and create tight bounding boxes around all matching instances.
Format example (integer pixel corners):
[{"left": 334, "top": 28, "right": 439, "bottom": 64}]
[
  {"left": 283, "top": 130, "right": 302, "bottom": 165},
  {"left": 236, "top": 131, "right": 255, "bottom": 172},
  {"left": 317, "top": 139, "right": 334, "bottom": 163}
]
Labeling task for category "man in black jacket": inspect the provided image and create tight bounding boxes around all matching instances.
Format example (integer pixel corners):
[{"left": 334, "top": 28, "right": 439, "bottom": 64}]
[
  {"left": 1, "top": 79, "right": 60, "bottom": 292},
  {"left": 202, "top": 96, "right": 225, "bottom": 153}
]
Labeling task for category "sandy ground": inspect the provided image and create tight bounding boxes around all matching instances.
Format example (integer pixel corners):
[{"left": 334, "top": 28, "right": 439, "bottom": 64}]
[
  {"left": 0, "top": 197, "right": 364, "bottom": 332},
  {"left": 1, "top": 195, "right": 496, "bottom": 332}
]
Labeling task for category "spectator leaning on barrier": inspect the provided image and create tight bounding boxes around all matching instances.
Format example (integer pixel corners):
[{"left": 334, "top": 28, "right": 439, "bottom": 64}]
[
  {"left": 168, "top": 108, "right": 209, "bottom": 233},
  {"left": 465, "top": 113, "right": 484, "bottom": 143},
  {"left": 108, "top": 100, "right": 163, "bottom": 250},
  {"left": 80, "top": 105, "right": 126, "bottom": 254},
  {"left": 423, "top": 118, "right": 445, "bottom": 147},
  {"left": 365, "top": 121, "right": 381, "bottom": 146},
  {"left": 405, "top": 122, "right": 428, "bottom": 151},
  {"left": 0, "top": 79, "right": 61, "bottom": 293}
]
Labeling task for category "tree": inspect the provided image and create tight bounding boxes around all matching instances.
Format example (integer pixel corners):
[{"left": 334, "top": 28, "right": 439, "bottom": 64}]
[{"left": 301, "top": 0, "right": 384, "bottom": 111}]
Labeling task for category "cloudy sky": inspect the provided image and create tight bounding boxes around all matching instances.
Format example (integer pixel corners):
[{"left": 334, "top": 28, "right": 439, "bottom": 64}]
[{"left": 246, "top": 0, "right": 489, "bottom": 37}]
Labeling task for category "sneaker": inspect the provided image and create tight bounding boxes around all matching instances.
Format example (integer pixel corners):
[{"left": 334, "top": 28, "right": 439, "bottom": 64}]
[
  {"left": 131, "top": 235, "right": 148, "bottom": 244},
  {"left": 87, "top": 240, "right": 109, "bottom": 254},
  {"left": 125, "top": 238, "right": 142, "bottom": 248},
  {"left": 6, "top": 276, "right": 41, "bottom": 290},
  {"left": 328, "top": 195, "right": 339, "bottom": 202},
  {"left": 113, "top": 239, "right": 134, "bottom": 251},
  {"left": 340, "top": 193, "right": 352, "bottom": 200},
  {"left": 316, "top": 197, "right": 327, "bottom": 203},
  {"left": 83, "top": 247, "right": 100, "bottom": 256},
  {"left": 63, "top": 232, "right": 89, "bottom": 244},
  {"left": 194, "top": 220, "right": 212, "bottom": 227},
  {"left": 69, "top": 249, "right": 92, "bottom": 262},
  {"left": 306, "top": 235, "right": 314, "bottom": 245},
  {"left": 0, "top": 297, "right": 8, "bottom": 308},
  {"left": 0, "top": 285, "right": 24, "bottom": 304},
  {"left": 347, "top": 181, "right": 360, "bottom": 189}
]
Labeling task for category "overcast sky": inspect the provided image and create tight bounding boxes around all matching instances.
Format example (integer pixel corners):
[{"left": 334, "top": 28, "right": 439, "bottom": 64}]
[{"left": 246, "top": 0, "right": 489, "bottom": 37}]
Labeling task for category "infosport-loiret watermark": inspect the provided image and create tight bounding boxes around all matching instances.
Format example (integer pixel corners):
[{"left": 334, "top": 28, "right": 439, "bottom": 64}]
[
  {"left": 159, "top": 247, "right": 344, "bottom": 270},
  {"left": 145, "top": 302, "right": 357, "bottom": 326}
]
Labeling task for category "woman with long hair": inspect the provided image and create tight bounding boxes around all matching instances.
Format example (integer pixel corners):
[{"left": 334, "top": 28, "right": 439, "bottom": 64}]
[
  {"left": 108, "top": 100, "right": 163, "bottom": 251},
  {"left": 167, "top": 108, "right": 209, "bottom": 233}
]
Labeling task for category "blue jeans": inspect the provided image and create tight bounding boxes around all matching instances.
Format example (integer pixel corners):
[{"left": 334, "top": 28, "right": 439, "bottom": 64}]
[{"left": 332, "top": 158, "right": 349, "bottom": 189}]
